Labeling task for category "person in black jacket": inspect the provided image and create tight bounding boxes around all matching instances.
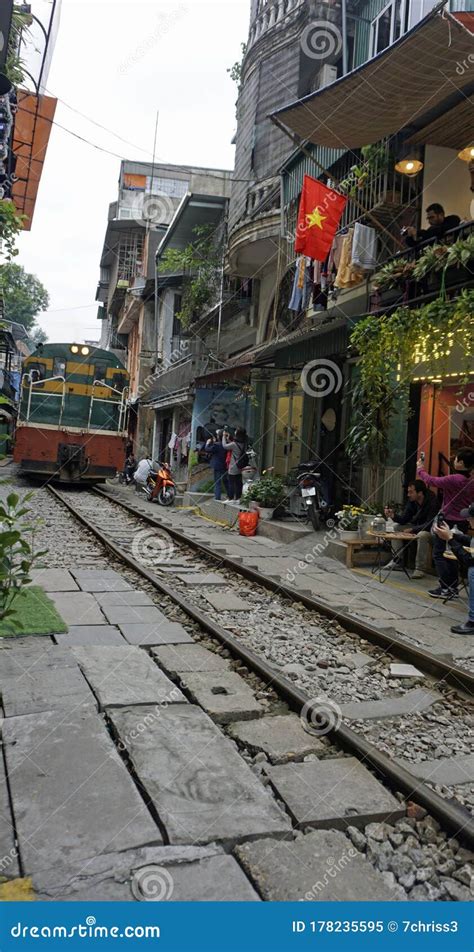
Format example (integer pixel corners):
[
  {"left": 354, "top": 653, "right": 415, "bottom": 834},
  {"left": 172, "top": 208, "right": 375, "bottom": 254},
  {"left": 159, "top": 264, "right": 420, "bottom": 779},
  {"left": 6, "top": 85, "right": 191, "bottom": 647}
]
[
  {"left": 205, "top": 430, "right": 228, "bottom": 500},
  {"left": 404, "top": 203, "right": 461, "bottom": 247},
  {"left": 385, "top": 480, "right": 439, "bottom": 578},
  {"left": 434, "top": 503, "right": 474, "bottom": 635}
]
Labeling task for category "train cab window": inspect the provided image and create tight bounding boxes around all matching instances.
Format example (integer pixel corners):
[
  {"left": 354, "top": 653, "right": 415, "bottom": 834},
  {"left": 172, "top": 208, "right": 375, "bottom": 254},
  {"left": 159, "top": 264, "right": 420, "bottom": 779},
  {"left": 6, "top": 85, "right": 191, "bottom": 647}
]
[
  {"left": 28, "top": 363, "right": 46, "bottom": 382},
  {"left": 94, "top": 363, "right": 108, "bottom": 384},
  {"left": 112, "top": 372, "right": 125, "bottom": 391},
  {"left": 53, "top": 358, "right": 67, "bottom": 378}
]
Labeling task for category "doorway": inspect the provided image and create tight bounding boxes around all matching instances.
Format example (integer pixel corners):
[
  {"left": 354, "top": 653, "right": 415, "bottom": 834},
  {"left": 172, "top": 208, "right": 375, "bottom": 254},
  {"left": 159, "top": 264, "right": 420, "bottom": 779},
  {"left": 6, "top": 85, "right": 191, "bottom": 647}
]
[{"left": 265, "top": 376, "right": 305, "bottom": 476}]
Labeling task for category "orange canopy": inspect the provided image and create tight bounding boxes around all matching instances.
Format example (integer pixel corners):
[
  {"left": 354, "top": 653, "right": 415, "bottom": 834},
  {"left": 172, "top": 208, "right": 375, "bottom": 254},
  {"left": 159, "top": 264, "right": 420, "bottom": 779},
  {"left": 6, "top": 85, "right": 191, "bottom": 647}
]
[{"left": 11, "top": 90, "right": 57, "bottom": 230}]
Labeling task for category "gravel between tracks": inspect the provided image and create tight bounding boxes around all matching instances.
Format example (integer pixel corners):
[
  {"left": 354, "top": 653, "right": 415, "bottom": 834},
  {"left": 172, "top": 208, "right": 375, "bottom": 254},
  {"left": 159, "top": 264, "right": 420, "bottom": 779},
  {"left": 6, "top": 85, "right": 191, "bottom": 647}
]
[{"left": 15, "top": 483, "right": 474, "bottom": 899}]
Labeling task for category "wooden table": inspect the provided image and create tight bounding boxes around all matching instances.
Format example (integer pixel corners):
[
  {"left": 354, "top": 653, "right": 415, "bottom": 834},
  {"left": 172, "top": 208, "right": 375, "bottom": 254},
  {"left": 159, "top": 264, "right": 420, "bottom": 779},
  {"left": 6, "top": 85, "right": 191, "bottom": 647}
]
[{"left": 367, "top": 530, "right": 416, "bottom": 583}]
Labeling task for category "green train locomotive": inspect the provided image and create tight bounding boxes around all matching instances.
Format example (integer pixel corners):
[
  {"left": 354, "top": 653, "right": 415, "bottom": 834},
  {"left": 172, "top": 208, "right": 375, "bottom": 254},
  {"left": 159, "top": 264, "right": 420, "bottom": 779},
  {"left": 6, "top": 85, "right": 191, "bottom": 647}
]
[{"left": 14, "top": 343, "right": 129, "bottom": 483}]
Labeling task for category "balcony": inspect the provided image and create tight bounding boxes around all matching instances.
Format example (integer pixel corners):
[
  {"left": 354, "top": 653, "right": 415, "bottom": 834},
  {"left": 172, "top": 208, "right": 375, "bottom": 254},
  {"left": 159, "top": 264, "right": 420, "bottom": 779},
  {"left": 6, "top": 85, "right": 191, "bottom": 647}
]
[
  {"left": 140, "top": 345, "right": 220, "bottom": 410},
  {"left": 368, "top": 221, "right": 474, "bottom": 314}
]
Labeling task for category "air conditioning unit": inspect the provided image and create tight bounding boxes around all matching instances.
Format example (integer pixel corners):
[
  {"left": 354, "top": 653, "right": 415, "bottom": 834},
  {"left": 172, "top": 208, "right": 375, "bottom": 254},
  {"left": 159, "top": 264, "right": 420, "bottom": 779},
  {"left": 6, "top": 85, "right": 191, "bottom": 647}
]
[{"left": 317, "top": 64, "right": 338, "bottom": 89}]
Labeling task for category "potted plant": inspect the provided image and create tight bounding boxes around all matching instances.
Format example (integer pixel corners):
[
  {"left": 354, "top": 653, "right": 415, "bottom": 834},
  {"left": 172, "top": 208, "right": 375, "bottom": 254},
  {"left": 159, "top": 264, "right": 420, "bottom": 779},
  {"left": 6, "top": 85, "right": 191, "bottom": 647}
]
[
  {"left": 335, "top": 505, "right": 366, "bottom": 541},
  {"left": 246, "top": 475, "right": 287, "bottom": 520}
]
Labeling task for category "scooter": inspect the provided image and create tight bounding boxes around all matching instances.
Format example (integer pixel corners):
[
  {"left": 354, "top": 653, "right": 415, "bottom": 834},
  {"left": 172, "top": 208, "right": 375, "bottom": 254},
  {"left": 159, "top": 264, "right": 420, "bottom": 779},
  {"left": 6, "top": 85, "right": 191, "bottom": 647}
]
[
  {"left": 296, "top": 461, "right": 336, "bottom": 531},
  {"left": 144, "top": 463, "right": 176, "bottom": 507}
]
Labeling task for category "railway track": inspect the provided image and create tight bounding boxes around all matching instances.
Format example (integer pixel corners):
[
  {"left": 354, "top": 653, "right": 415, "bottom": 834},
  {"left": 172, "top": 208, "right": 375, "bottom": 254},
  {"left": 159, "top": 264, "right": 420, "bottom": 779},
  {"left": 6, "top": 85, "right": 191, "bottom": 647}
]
[{"left": 46, "top": 484, "right": 474, "bottom": 857}]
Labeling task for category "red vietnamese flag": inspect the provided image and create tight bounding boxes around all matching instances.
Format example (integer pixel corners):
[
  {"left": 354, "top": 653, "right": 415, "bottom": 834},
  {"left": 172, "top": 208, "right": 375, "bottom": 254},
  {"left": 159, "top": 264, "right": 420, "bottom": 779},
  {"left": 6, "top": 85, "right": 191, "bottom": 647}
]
[{"left": 295, "top": 175, "right": 347, "bottom": 262}]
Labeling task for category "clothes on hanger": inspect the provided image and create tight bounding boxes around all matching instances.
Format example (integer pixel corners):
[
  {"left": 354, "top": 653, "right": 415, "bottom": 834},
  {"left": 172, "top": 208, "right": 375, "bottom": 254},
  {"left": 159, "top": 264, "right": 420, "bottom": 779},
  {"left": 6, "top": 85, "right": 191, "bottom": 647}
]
[
  {"left": 289, "top": 256, "right": 307, "bottom": 311},
  {"left": 334, "top": 228, "right": 365, "bottom": 288},
  {"left": 352, "top": 222, "right": 377, "bottom": 270}
]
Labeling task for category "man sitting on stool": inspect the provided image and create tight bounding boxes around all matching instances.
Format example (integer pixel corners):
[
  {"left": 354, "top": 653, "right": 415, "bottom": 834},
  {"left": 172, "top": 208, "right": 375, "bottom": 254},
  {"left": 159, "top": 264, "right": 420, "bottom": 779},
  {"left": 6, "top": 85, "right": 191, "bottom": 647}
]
[
  {"left": 384, "top": 480, "right": 439, "bottom": 578},
  {"left": 434, "top": 504, "right": 474, "bottom": 636}
]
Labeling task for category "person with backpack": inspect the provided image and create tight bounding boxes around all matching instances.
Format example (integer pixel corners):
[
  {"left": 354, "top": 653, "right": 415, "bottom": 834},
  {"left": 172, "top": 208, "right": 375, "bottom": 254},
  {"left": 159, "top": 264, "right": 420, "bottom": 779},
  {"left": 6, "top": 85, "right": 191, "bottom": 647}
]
[{"left": 222, "top": 428, "right": 248, "bottom": 501}]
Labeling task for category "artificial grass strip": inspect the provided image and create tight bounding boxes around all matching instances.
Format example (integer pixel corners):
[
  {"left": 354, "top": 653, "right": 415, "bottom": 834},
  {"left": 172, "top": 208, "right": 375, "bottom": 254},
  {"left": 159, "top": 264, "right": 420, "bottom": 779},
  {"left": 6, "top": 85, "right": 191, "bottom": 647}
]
[{"left": 0, "top": 586, "right": 68, "bottom": 638}]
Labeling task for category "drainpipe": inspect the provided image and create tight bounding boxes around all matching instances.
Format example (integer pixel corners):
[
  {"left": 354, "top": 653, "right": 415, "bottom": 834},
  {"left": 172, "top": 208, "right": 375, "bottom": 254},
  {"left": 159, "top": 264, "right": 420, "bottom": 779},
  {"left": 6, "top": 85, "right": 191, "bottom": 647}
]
[
  {"left": 341, "top": 0, "right": 348, "bottom": 76},
  {"left": 216, "top": 211, "right": 228, "bottom": 356}
]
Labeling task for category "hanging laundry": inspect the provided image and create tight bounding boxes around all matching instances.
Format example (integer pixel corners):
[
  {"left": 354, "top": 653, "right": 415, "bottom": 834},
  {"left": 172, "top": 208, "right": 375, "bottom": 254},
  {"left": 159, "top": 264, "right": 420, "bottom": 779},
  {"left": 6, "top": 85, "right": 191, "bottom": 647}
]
[
  {"left": 352, "top": 222, "right": 378, "bottom": 270},
  {"left": 289, "top": 256, "right": 306, "bottom": 311},
  {"left": 328, "top": 233, "right": 345, "bottom": 273},
  {"left": 334, "top": 228, "right": 365, "bottom": 289}
]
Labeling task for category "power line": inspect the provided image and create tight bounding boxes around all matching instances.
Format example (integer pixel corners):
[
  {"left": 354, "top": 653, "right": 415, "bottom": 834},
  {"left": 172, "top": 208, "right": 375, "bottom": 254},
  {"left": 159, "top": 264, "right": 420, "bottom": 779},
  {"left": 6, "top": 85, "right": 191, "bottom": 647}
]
[
  {"left": 16, "top": 97, "right": 257, "bottom": 184},
  {"left": 45, "top": 89, "right": 156, "bottom": 160}
]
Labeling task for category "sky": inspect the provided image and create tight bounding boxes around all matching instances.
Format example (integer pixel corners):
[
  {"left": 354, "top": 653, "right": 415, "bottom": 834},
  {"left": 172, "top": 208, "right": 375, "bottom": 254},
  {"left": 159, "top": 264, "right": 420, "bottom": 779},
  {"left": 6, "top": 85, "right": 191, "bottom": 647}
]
[{"left": 16, "top": 0, "right": 250, "bottom": 343}]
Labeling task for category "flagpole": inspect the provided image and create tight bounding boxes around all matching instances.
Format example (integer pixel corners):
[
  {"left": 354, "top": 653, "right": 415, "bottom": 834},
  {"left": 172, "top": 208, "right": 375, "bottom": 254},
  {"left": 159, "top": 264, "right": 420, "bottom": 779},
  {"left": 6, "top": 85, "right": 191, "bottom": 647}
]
[{"left": 272, "top": 116, "right": 403, "bottom": 251}]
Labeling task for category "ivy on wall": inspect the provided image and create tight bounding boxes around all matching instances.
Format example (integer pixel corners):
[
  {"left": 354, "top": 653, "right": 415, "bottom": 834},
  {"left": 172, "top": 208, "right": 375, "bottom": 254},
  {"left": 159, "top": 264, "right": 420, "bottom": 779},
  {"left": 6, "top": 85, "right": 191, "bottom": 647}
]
[{"left": 346, "top": 289, "right": 474, "bottom": 498}]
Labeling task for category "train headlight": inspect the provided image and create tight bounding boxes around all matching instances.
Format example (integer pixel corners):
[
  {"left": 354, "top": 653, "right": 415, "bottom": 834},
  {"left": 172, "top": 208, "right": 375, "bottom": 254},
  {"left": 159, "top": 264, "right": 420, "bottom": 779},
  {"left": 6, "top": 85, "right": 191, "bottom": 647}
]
[
  {"left": 81, "top": 346, "right": 90, "bottom": 356},
  {"left": 70, "top": 345, "right": 79, "bottom": 354}
]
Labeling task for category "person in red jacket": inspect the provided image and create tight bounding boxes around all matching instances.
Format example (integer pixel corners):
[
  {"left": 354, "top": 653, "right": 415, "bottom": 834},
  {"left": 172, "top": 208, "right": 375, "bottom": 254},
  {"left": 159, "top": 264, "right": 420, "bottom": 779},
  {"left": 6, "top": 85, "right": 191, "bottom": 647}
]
[{"left": 417, "top": 447, "right": 474, "bottom": 599}]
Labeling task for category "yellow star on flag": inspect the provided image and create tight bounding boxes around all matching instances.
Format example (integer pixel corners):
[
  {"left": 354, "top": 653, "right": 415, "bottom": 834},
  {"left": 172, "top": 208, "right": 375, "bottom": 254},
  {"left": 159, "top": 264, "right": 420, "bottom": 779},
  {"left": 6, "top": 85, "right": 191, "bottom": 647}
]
[{"left": 306, "top": 206, "right": 326, "bottom": 230}]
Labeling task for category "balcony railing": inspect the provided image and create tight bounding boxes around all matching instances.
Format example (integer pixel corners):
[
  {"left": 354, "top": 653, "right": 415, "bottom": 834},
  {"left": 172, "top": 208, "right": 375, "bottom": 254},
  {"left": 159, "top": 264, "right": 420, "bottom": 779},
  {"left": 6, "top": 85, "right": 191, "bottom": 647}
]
[{"left": 368, "top": 220, "right": 474, "bottom": 313}]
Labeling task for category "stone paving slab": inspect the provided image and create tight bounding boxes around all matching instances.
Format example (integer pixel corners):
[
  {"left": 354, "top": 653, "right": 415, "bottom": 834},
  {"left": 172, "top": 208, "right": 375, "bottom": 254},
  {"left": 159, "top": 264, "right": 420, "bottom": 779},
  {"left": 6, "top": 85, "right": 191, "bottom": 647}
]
[
  {"left": 49, "top": 592, "right": 107, "bottom": 626},
  {"left": 389, "top": 663, "right": 424, "bottom": 678},
  {"left": 1, "top": 664, "right": 97, "bottom": 717},
  {"left": 266, "top": 758, "right": 405, "bottom": 830},
  {"left": 101, "top": 605, "right": 169, "bottom": 625},
  {"left": 177, "top": 573, "right": 226, "bottom": 586},
  {"left": 182, "top": 671, "right": 263, "bottom": 723},
  {"left": 151, "top": 644, "right": 230, "bottom": 676},
  {"left": 33, "top": 845, "right": 260, "bottom": 901},
  {"left": 29, "top": 569, "right": 79, "bottom": 592},
  {"left": 235, "top": 830, "right": 406, "bottom": 901},
  {"left": 391, "top": 619, "right": 474, "bottom": 659},
  {"left": 340, "top": 687, "right": 443, "bottom": 721},
  {"left": 109, "top": 704, "right": 292, "bottom": 845},
  {"left": 203, "top": 592, "right": 253, "bottom": 612},
  {"left": 54, "top": 626, "right": 126, "bottom": 647},
  {"left": 119, "top": 623, "right": 194, "bottom": 647},
  {"left": 0, "top": 644, "right": 76, "bottom": 683},
  {"left": 94, "top": 591, "right": 156, "bottom": 608},
  {"left": 397, "top": 753, "right": 474, "bottom": 786},
  {"left": 72, "top": 646, "right": 186, "bottom": 710},
  {"left": 70, "top": 570, "right": 132, "bottom": 593},
  {"left": 3, "top": 710, "right": 162, "bottom": 874},
  {"left": 228, "top": 715, "right": 326, "bottom": 764},
  {"left": 0, "top": 753, "right": 19, "bottom": 880}
]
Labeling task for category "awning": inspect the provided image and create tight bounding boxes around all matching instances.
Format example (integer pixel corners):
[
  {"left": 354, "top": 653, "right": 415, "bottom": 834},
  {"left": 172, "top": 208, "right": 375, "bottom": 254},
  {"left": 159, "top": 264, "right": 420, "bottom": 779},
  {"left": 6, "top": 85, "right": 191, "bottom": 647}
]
[
  {"left": 11, "top": 91, "right": 57, "bottom": 230},
  {"left": 156, "top": 192, "right": 230, "bottom": 260},
  {"left": 271, "top": 6, "right": 474, "bottom": 150}
]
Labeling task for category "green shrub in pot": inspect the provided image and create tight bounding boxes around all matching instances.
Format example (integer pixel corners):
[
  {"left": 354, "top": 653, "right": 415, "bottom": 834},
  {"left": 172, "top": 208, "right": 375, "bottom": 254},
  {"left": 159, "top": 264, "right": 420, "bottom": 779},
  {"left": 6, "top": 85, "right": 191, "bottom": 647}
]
[{"left": 246, "top": 475, "right": 287, "bottom": 510}]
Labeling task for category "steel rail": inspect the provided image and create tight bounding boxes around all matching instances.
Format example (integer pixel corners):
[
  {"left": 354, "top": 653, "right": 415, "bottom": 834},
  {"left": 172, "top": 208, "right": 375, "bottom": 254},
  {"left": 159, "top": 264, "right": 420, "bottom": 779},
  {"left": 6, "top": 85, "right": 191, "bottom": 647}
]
[
  {"left": 49, "top": 485, "right": 474, "bottom": 848},
  {"left": 94, "top": 487, "right": 474, "bottom": 697}
]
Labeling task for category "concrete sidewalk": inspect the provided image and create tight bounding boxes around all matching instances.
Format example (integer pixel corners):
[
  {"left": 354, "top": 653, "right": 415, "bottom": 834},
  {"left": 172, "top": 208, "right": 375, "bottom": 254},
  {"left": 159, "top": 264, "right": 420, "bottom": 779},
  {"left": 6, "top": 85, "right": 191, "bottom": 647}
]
[{"left": 107, "top": 485, "right": 473, "bottom": 663}]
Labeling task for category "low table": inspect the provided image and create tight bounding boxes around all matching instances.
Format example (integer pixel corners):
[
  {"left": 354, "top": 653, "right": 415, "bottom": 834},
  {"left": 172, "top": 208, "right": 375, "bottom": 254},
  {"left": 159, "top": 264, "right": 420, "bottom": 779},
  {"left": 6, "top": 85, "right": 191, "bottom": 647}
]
[{"left": 368, "top": 530, "right": 415, "bottom": 583}]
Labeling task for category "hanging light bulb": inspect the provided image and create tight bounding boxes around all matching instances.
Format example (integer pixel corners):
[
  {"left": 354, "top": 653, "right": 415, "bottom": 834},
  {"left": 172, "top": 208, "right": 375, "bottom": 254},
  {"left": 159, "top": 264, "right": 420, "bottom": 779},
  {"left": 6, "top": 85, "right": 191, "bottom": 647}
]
[
  {"left": 395, "top": 155, "right": 423, "bottom": 177},
  {"left": 457, "top": 144, "right": 474, "bottom": 162}
]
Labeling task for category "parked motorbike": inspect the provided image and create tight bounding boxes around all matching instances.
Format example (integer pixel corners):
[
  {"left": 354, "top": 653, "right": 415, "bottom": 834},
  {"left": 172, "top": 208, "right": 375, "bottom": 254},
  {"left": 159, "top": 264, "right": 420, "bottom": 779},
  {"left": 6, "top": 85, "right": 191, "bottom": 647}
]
[
  {"left": 296, "top": 460, "right": 336, "bottom": 531},
  {"left": 144, "top": 463, "right": 176, "bottom": 507}
]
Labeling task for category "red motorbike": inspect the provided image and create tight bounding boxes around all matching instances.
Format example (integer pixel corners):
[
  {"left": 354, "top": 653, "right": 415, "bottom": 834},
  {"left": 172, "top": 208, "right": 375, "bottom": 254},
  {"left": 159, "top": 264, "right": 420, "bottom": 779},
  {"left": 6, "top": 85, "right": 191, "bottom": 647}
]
[{"left": 145, "top": 463, "right": 176, "bottom": 507}]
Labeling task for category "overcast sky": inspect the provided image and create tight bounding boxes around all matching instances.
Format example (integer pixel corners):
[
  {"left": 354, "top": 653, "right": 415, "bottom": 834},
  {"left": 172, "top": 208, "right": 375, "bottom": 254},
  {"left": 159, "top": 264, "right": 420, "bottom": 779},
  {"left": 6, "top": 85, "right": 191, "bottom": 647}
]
[{"left": 17, "top": 0, "right": 250, "bottom": 342}]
